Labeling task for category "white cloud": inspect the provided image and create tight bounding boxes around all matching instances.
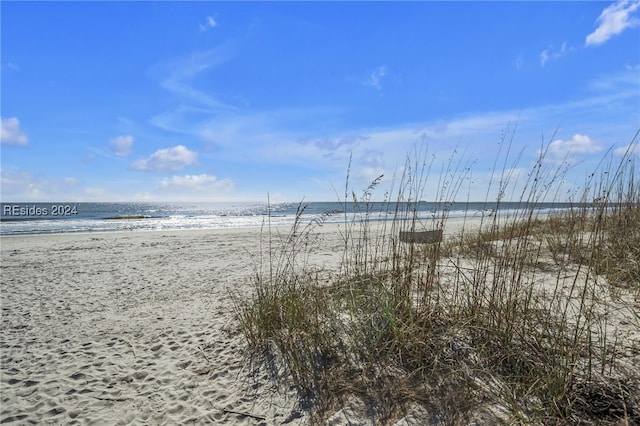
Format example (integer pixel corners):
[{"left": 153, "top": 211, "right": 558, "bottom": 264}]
[
  {"left": 545, "top": 134, "right": 603, "bottom": 163},
  {"left": 109, "top": 135, "right": 134, "bottom": 157},
  {"left": 614, "top": 142, "right": 640, "bottom": 158},
  {"left": 200, "top": 16, "right": 218, "bottom": 31},
  {"left": 586, "top": 0, "right": 640, "bottom": 46},
  {"left": 158, "top": 174, "right": 234, "bottom": 192},
  {"left": 539, "top": 41, "right": 572, "bottom": 66},
  {"left": 1, "top": 117, "right": 28, "bottom": 146},
  {"left": 363, "top": 66, "right": 387, "bottom": 92},
  {"left": 131, "top": 145, "right": 198, "bottom": 172}
]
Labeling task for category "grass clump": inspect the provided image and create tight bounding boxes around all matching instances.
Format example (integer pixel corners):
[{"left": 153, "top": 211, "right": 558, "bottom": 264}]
[{"left": 233, "top": 133, "right": 640, "bottom": 424}]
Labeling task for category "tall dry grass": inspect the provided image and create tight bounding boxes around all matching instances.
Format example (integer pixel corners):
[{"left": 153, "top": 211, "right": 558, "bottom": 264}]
[{"left": 233, "top": 131, "right": 640, "bottom": 424}]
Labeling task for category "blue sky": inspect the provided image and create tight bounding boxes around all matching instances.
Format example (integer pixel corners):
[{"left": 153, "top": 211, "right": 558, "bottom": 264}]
[{"left": 1, "top": 1, "right": 639, "bottom": 202}]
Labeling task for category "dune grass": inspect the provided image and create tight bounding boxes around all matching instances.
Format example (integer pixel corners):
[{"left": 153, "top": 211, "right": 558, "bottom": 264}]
[{"left": 233, "top": 133, "right": 640, "bottom": 425}]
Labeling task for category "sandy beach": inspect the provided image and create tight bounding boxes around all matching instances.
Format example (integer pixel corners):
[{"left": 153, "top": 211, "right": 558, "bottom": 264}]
[
  {"left": 0, "top": 226, "right": 335, "bottom": 425},
  {"left": 2, "top": 216, "right": 638, "bottom": 425},
  {"left": 3, "top": 220, "right": 426, "bottom": 425}
]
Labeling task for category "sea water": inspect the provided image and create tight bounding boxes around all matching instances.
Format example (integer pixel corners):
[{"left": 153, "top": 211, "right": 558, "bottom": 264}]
[{"left": 0, "top": 201, "right": 577, "bottom": 236}]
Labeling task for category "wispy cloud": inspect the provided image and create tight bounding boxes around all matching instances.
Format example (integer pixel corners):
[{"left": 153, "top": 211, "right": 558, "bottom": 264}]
[
  {"left": 109, "top": 135, "right": 134, "bottom": 157},
  {"left": 148, "top": 44, "right": 239, "bottom": 141},
  {"left": 200, "top": 16, "right": 218, "bottom": 32},
  {"left": 0, "top": 169, "right": 107, "bottom": 201},
  {"left": 539, "top": 50, "right": 550, "bottom": 67},
  {"left": 150, "top": 43, "right": 237, "bottom": 111},
  {"left": 158, "top": 174, "right": 234, "bottom": 193},
  {"left": 146, "top": 63, "right": 635, "bottom": 200},
  {"left": 539, "top": 41, "right": 572, "bottom": 66},
  {"left": 0, "top": 170, "right": 36, "bottom": 199},
  {"left": 308, "top": 135, "right": 369, "bottom": 154},
  {"left": 131, "top": 145, "right": 198, "bottom": 172},
  {"left": 515, "top": 54, "right": 524, "bottom": 70},
  {"left": 357, "top": 150, "right": 387, "bottom": 183},
  {"left": 1, "top": 62, "right": 21, "bottom": 72},
  {"left": 363, "top": 66, "right": 387, "bottom": 92},
  {"left": 1, "top": 117, "right": 28, "bottom": 146},
  {"left": 586, "top": 0, "right": 640, "bottom": 46}
]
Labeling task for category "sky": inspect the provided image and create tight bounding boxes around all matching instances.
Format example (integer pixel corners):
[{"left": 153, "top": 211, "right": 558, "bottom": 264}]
[{"left": 1, "top": 1, "right": 639, "bottom": 203}]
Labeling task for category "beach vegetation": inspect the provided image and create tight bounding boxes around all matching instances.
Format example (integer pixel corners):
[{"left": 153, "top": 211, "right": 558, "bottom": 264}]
[{"left": 233, "top": 130, "right": 640, "bottom": 424}]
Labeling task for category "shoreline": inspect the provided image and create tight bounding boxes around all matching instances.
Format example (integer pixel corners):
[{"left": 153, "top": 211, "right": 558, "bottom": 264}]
[
  {"left": 0, "top": 215, "right": 482, "bottom": 239},
  {"left": 0, "top": 203, "right": 573, "bottom": 238}
]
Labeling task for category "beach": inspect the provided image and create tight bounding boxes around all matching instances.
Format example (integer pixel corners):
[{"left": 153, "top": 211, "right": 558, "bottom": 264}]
[
  {"left": 0, "top": 225, "right": 331, "bottom": 424},
  {"left": 2, "top": 216, "right": 638, "bottom": 425},
  {"left": 2, "top": 221, "right": 413, "bottom": 425}
]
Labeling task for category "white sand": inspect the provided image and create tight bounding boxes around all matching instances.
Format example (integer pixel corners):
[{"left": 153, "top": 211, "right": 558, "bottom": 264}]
[
  {"left": 3, "top": 217, "right": 636, "bottom": 424},
  {"left": 0, "top": 227, "right": 305, "bottom": 425},
  {"left": 0, "top": 218, "right": 475, "bottom": 425}
]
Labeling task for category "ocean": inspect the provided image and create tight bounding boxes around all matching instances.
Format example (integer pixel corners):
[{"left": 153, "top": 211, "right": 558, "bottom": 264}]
[{"left": 0, "top": 201, "right": 576, "bottom": 236}]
